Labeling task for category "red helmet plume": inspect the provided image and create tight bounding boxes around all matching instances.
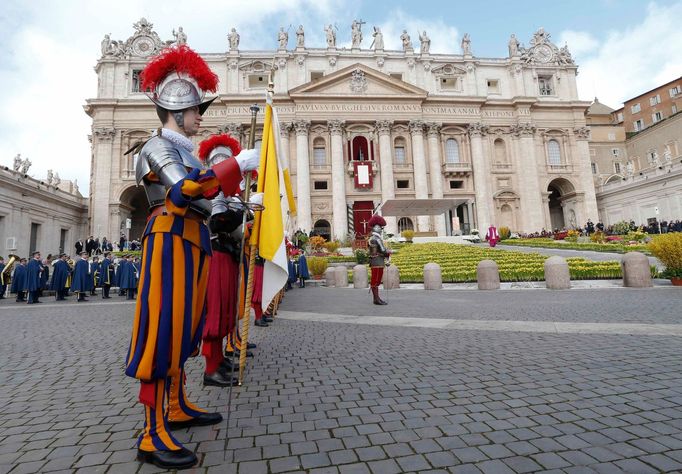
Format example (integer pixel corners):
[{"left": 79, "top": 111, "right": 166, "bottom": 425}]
[
  {"left": 368, "top": 215, "right": 387, "bottom": 228},
  {"left": 198, "top": 134, "right": 242, "bottom": 163},
  {"left": 141, "top": 45, "right": 218, "bottom": 93}
]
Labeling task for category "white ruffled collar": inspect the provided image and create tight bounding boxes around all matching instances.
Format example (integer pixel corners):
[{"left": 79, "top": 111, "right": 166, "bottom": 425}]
[{"left": 153, "top": 128, "right": 194, "bottom": 152}]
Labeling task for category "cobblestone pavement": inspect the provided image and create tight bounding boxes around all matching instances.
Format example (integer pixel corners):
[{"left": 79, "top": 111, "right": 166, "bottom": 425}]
[{"left": 1, "top": 286, "right": 682, "bottom": 473}]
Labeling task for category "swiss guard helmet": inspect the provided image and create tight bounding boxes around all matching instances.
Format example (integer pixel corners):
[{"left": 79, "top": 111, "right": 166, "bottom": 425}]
[
  {"left": 198, "top": 134, "right": 242, "bottom": 167},
  {"left": 140, "top": 45, "right": 219, "bottom": 127},
  {"left": 368, "top": 214, "right": 387, "bottom": 233}
]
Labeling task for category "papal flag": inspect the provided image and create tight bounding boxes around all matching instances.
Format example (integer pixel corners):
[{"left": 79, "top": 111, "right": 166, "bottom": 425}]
[{"left": 250, "top": 97, "right": 293, "bottom": 311}]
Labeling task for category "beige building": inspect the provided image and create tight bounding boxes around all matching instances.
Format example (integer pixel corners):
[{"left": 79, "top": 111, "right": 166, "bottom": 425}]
[
  {"left": 0, "top": 159, "right": 87, "bottom": 258},
  {"left": 86, "top": 19, "right": 598, "bottom": 240}
]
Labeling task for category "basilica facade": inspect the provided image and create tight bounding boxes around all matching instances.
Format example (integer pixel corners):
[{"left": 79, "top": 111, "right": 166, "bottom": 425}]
[{"left": 86, "top": 18, "right": 597, "bottom": 241}]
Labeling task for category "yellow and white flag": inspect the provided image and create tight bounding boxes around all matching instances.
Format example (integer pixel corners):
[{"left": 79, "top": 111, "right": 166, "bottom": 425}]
[{"left": 250, "top": 99, "right": 291, "bottom": 311}]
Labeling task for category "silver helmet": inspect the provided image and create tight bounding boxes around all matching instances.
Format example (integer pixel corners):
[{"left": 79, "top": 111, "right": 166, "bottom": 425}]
[
  {"left": 206, "top": 145, "right": 235, "bottom": 167},
  {"left": 148, "top": 72, "right": 216, "bottom": 115}
]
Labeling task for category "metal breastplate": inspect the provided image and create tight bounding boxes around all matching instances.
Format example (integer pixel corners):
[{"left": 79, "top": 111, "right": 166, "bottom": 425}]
[{"left": 135, "top": 136, "right": 212, "bottom": 218}]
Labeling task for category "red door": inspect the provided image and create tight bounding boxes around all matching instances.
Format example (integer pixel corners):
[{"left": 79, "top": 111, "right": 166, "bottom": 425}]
[{"left": 353, "top": 201, "right": 375, "bottom": 237}]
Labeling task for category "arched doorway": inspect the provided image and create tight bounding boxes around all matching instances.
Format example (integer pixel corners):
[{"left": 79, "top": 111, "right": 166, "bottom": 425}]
[
  {"left": 547, "top": 178, "right": 576, "bottom": 231},
  {"left": 313, "top": 219, "right": 331, "bottom": 241},
  {"left": 119, "top": 186, "right": 148, "bottom": 243},
  {"left": 398, "top": 217, "right": 414, "bottom": 232},
  {"left": 351, "top": 136, "right": 370, "bottom": 161},
  {"left": 500, "top": 204, "right": 513, "bottom": 229}
]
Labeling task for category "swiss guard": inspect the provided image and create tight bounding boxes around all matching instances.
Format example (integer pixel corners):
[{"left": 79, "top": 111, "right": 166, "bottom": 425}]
[
  {"left": 198, "top": 133, "right": 247, "bottom": 388},
  {"left": 124, "top": 44, "right": 259, "bottom": 469},
  {"left": 98, "top": 252, "right": 115, "bottom": 299},
  {"left": 367, "top": 215, "right": 391, "bottom": 305}
]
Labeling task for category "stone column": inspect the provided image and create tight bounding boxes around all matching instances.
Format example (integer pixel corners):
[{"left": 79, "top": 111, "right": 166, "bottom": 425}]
[
  {"left": 293, "top": 120, "right": 312, "bottom": 232},
  {"left": 468, "top": 123, "right": 491, "bottom": 233},
  {"left": 426, "top": 123, "right": 446, "bottom": 236},
  {"left": 91, "top": 127, "right": 115, "bottom": 238},
  {"left": 328, "top": 120, "right": 348, "bottom": 240},
  {"left": 409, "top": 120, "right": 430, "bottom": 231},
  {"left": 512, "top": 122, "right": 544, "bottom": 232},
  {"left": 278, "top": 122, "right": 291, "bottom": 171},
  {"left": 375, "top": 120, "right": 397, "bottom": 236},
  {"left": 573, "top": 126, "right": 599, "bottom": 224}
]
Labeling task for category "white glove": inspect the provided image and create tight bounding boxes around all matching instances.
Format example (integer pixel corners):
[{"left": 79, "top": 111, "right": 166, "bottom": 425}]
[
  {"left": 235, "top": 148, "right": 259, "bottom": 172},
  {"left": 249, "top": 193, "right": 264, "bottom": 206}
]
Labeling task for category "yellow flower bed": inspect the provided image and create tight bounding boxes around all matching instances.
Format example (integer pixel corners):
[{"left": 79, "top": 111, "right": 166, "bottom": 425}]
[{"left": 391, "top": 243, "right": 624, "bottom": 282}]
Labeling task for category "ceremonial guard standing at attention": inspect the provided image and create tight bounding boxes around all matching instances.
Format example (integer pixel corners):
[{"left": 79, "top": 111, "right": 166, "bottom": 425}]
[
  {"left": 90, "top": 256, "right": 100, "bottom": 296},
  {"left": 197, "top": 134, "right": 253, "bottom": 388},
  {"left": 71, "top": 252, "right": 92, "bottom": 302},
  {"left": 26, "top": 251, "right": 43, "bottom": 304},
  {"left": 99, "top": 252, "right": 114, "bottom": 298},
  {"left": 367, "top": 215, "right": 391, "bottom": 305},
  {"left": 50, "top": 254, "right": 70, "bottom": 300},
  {"left": 11, "top": 258, "right": 28, "bottom": 302},
  {"left": 124, "top": 44, "right": 259, "bottom": 469}
]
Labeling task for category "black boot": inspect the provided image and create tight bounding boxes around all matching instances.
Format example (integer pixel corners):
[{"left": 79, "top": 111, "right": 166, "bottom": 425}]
[
  {"left": 168, "top": 412, "right": 222, "bottom": 429},
  {"left": 137, "top": 447, "right": 198, "bottom": 470},
  {"left": 263, "top": 315, "right": 274, "bottom": 323},
  {"left": 371, "top": 287, "right": 387, "bottom": 305},
  {"left": 203, "top": 370, "right": 238, "bottom": 387},
  {"left": 254, "top": 319, "right": 269, "bottom": 327}
]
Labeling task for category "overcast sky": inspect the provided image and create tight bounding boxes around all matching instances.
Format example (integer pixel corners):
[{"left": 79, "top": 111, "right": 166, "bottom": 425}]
[{"left": 1, "top": 0, "right": 680, "bottom": 196}]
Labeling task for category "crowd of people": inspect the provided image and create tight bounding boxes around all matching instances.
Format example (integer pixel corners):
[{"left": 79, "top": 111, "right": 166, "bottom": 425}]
[
  {"left": 0, "top": 251, "right": 141, "bottom": 303},
  {"left": 517, "top": 218, "right": 682, "bottom": 239},
  {"left": 73, "top": 234, "right": 142, "bottom": 256}
]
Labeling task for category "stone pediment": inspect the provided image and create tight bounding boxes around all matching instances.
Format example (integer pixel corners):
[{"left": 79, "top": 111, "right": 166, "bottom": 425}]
[
  {"left": 289, "top": 63, "right": 428, "bottom": 99},
  {"left": 431, "top": 64, "right": 467, "bottom": 76}
]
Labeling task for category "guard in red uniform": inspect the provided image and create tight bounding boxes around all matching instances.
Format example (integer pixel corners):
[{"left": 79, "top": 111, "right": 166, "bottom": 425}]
[{"left": 367, "top": 215, "right": 391, "bottom": 305}]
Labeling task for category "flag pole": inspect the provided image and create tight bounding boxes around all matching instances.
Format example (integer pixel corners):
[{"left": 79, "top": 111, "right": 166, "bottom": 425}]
[{"left": 238, "top": 70, "right": 275, "bottom": 385}]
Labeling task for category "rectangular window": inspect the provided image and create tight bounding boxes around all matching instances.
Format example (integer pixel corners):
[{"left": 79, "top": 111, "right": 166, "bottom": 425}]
[
  {"left": 616, "top": 112, "right": 624, "bottom": 122},
  {"left": 486, "top": 79, "right": 499, "bottom": 94},
  {"left": 29, "top": 223, "right": 40, "bottom": 254},
  {"left": 313, "top": 147, "right": 326, "bottom": 166},
  {"left": 673, "top": 104, "right": 678, "bottom": 114},
  {"left": 310, "top": 71, "right": 324, "bottom": 82},
  {"left": 440, "top": 77, "right": 458, "bottom": 90},
  {"left": 591, "top": 163, "right": 597, "bottom": 174},
  {"left": 634, "top": 119, "right": 644, "bottom": 131},
  {"left": 389, "top": 73, "right": 403, "bottom": 81},
  {"left": 669, "top": 85, "right": 681, "bottom": 97},
  {"left": 538, "top": 76, "right": 553, "bottom": 96},
  {"left": 631, "top": 103, "right": 641, "bottom": 114},
  {"left": 60, "top": 229, "right": 67, "bottom": 254},
  {"left": 394, "top": 146, "right": 406, "bottom": 165},
  {"left": 652, "top": 112, "right": 663, "bottom": 123},
  {"left": 131, "top": 69, "right": 142, "bottom": 92},
  {"left": 396, "top": 179, "right": 410, "bottom": 189},
  {"left": 611, "top": 148, "right": 620, "bottom": 157},
  {"left": 248, "top": 75, "right": 267, "bottom": 88},
  {"left": 313, "top": 181, "right": 328, "bottom": 190},
  {"left": 614, "top": 162, "right": 621, "bottom": 174},
  {"left": 608, "top": 133, "right": 616, "bottom": 141},
  {"left": 449, "top": 180, "right": 463, "bottom": 189}
]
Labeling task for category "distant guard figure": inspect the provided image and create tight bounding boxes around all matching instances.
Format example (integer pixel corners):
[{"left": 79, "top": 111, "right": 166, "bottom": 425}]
[
  {"left": 99, "top": 252, "right": 114, "bottom": 299},
  {"left": 26, "top": 251, "right": 43, "bottom": 304},
  {"left": 71, "top": 252, "right": 92, "bottom": 302},
  {"left": 0, "top": 256, "right": 6, "bottom": 298},
  {"left": 50, "top": 254, "right": 70, "bottom": 300},
  {"left": 124, "top": 44, "right": 259, "bottom": 469},
  {"left": 90, "top": 256, "right": 100, "bottom": 295},
  {"left": 486, "top": 225, "right": 499, "bottom": 247},
  {"left": 367, "top": 215, "right": 391, "bottom": 305},
  {"left": 11, "top": 258, "right": 28, "bottom": 302}
]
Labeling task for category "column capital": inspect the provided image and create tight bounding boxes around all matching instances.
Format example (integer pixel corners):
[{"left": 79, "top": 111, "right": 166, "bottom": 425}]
[
  {"left": 467, "top": 122, "right": 488, "bottom": 137},
  {"left": 218, "top": 122, "right": 243, "bottom": 136},
  {"left": 408, "top": 120, "right": 425, "bottom": 135},
  {"left": 293, "top": 120, "right": 311, "bottom": 136},
  {"left": 279, "top": 122, "right": 292, "bottom": 138},
  {"left": 94, "top": 127, "right": 116, "bottom": 141},
  {"left": 327, "top": 119, "right": 345, "bottom": 135},
  {"left": 375, "top": 120, "right": 393, "bottom": 135},
  {"left": 425, "top": 122, "right": 442, "bottom": 137},
  {"left": 510, "top": 122, "right": 536, "bottom": 137},
  {"left": 573, "top": 126, "right": 590, "bottom": 140}
]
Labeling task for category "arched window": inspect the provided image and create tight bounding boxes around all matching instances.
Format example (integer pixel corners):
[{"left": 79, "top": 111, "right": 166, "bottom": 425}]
[
  {"left": 394, "top": 137, "right": 407, "bottom": 165},
  {"left": 445, "top": 138, "right": 460, "bottom": 163},
  {"left": 313, "top": 137, "right": 326, "bottom": 166},
  {"left": 494, "top": 138, "right": 507, "bottom": 164},
  {"left": 548, "top": 139, "right": 561, "bottom": 165},
  {"left": 313, "top": 219, "right": 331, "bottom": 241},
  {"left": 398, "top": 217, "right": 414, "bottom": 232}
]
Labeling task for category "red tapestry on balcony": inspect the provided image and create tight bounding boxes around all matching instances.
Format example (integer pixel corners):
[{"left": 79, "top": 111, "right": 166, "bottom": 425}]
[{"left": 353, "top": 161, "right": 373, "bottom": 189}]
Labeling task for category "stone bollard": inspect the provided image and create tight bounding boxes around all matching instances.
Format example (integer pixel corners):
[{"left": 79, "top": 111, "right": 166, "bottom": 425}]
[
  {"left": 477, "top": 260, "right": 500, "bottom": 290},
  {"left": 324, "top": 267, "right": 336, "bottom": 287},
  {"left": 544, "top": 256, "right": 571, "bottom": 289},
  {"left": 621, "top": 252, "right": 652, "bottom": 288},
  {"left": 423, "top": 262, "right": 442, "bottom": 290},
  {"left": 383, "top": 265, "right": 400, "bottom": 289},
  {"left": 334, "top": 266, "right": 348, "bottom": 287},
  {"left": 353, "top": 265, "right": 368, "bottom": 289}
]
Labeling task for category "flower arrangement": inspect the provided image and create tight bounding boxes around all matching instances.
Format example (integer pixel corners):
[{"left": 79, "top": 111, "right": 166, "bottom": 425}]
[
  {"left": 401, "top": 229, "right": 415, "bottom": 242},
  {"left": 307, "top": 256, "right": 329, "bottom": 277},
  {"left": 354, "top": 249, "right": 369, "bottom": 264},
  {"left": 648, "top": 233, "right": 682, "bottom": 282},
  {"left": 309, "top": 236, "right": 327, "bottom": 252},
  {"left": 499, "top": 227, "right": 511, "bottom": 240}
]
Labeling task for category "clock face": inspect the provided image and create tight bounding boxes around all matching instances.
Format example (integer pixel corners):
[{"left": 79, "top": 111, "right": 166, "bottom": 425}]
[
  {"left": 132, "top": 36, "right": 155, "bottom": 57},
  {"left": 534, "top": 44, "right": 553, "bottom": 63}
]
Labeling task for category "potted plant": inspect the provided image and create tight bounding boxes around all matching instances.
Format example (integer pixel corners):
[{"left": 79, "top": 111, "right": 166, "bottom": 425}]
[
  {"left": 307, "top": 256, "right": 328, "bottom": 280},
  {"left": 401, "top": 229, "right": 415, "bottom": 243},
  {"left": 648, "top": 233, "right": 682, "bottom": 286}
]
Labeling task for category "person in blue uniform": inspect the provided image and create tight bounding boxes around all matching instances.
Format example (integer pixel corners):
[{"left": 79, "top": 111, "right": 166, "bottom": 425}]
[
  {"left": 11, "top": 258, "right": 28, "bottom": 302},
  {"left": 99, "top": 252, "right": 114, "bottom": 299},
  {"left": 116, "top": 256, "right": 127, "bottom": 296},
  {"left": 118, "top": 255, "right": 137, "bottom": 300},
  {"left": 71, "top": 252, "right": 92, "bottom": 302},
  {"left": 298, "top": 253, "right": 309, "bottom": 288},
  {"left": 90, "top": 256, "right": 100, "bottom": 296},
  {"left": 50, "top": 254, "right": 70, "bottom": 300},
  {"left": 26, "top": 251, "right": 43, "bottom": 304},
  {"left": 39, "top": 256, "right": 51, "bottom": 297}
]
